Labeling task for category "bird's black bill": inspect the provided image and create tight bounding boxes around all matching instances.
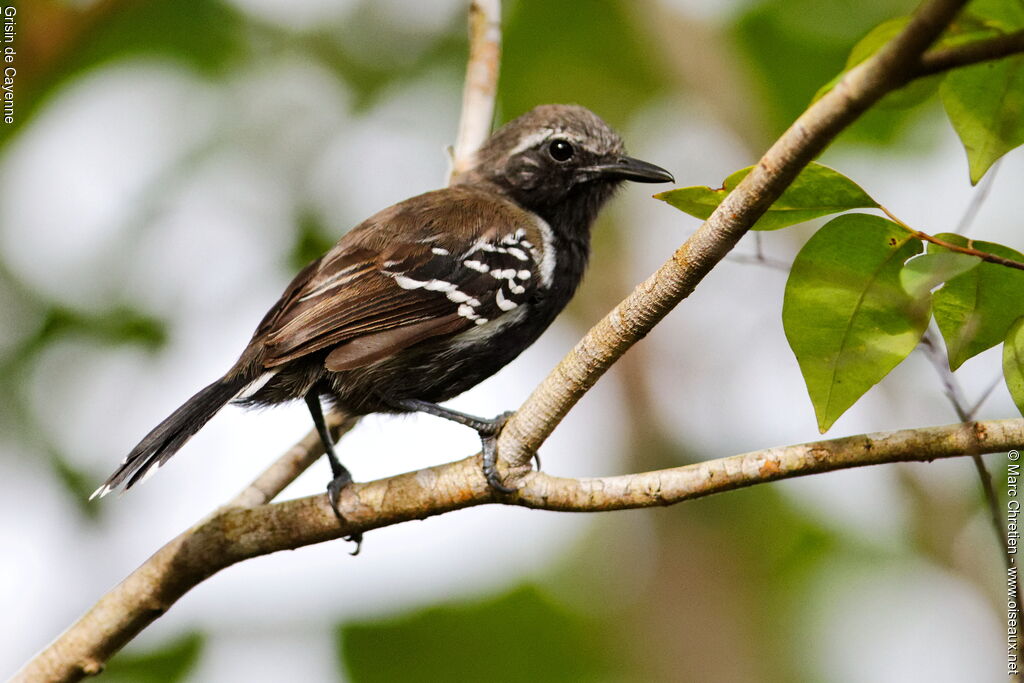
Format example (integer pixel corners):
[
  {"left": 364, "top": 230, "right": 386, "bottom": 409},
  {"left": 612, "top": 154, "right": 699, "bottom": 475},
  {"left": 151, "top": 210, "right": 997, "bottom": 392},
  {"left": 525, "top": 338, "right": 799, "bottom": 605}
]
[{"left": 583, "top": 156, "right": 674, "bottom": 183}]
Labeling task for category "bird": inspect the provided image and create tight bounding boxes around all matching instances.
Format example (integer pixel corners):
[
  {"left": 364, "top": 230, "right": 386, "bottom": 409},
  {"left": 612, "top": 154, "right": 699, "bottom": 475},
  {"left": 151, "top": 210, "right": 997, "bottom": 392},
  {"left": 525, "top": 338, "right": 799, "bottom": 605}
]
[{"left": 91, "top": 104, "right": 673, "bottom": 521}]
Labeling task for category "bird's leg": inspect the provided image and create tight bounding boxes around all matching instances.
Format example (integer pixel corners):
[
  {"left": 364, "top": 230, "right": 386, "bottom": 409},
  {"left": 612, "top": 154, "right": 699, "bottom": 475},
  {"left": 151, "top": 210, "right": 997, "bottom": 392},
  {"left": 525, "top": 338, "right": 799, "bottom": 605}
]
[
  {"left": 304, "top": 391, "right": 362, "bottom": 555},
  {"left": 388, "top": 397, "right": 524, "bottom": 493}
]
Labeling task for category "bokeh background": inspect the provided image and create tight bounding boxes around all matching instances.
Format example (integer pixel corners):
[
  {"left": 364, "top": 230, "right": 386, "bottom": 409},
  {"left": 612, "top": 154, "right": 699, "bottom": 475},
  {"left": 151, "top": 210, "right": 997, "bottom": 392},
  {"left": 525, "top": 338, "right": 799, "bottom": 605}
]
[{"left": 2, "top": 0, "right": 1020, "bottom": 680}]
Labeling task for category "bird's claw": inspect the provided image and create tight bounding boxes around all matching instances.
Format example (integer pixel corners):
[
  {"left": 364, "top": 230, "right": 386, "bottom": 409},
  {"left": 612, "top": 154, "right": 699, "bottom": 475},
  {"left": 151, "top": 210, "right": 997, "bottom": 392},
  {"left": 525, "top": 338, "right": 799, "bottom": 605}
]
[
  {"left": 327, "top": 473, "right": 362, "bottom": 556},
  {"left": 480, "top": 411, "right": 537, "bottom": 494}
]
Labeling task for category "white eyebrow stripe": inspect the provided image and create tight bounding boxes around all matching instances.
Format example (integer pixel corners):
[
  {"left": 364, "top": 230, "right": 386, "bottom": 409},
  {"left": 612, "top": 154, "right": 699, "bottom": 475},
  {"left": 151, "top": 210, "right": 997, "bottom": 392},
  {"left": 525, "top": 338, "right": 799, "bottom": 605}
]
[
  {"left": 507, "top": 128, "right": 594, "bottom": 157},
  {"left": 508, "top": 128, "right": 556, "bottom": 156}
]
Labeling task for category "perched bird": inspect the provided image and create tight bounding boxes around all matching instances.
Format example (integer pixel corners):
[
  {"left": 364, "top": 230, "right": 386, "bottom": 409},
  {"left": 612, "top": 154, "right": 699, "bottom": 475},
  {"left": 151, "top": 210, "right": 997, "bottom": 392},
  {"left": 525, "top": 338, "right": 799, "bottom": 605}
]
[{"left": 92, "top": 104, "right": 673, "bottom": 515}]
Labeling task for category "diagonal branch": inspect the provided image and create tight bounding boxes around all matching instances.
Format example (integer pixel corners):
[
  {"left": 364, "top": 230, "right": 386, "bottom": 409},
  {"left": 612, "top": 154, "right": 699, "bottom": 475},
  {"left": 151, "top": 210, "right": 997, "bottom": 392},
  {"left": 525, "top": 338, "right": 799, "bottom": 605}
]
[{"left": 494, "top": 0, "right": 974, "bottom": 477}]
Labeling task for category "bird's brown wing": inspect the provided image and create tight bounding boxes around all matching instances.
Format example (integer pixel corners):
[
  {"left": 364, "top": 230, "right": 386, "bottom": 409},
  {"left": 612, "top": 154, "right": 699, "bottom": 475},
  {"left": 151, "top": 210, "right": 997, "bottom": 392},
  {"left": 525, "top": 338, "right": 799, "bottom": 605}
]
[{"left": 256, "top": 188, "right": 549, "bottom": 371}]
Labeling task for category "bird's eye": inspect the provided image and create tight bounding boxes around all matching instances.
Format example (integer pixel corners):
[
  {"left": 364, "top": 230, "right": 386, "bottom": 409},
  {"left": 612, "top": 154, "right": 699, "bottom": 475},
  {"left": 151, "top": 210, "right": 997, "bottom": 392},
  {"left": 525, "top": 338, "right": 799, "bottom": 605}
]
[{"left": 548, "top": 139, "right": 575, "bottom": 162}]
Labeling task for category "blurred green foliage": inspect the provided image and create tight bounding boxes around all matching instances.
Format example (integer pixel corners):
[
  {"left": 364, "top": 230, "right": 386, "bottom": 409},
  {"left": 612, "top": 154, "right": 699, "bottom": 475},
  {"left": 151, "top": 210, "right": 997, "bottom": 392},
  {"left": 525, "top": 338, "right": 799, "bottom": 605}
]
[
  {"left": 500, "top": 0, "right": 666, "bottom": 125},
  {"left": 100, "top": 632, "right": 204, "bottom": 683},
  {"left": 1, "top": 0, "right": 244, "bottom": 147},
  {"left": 338, "top": 584, "right": 624, "bottom": 683}
]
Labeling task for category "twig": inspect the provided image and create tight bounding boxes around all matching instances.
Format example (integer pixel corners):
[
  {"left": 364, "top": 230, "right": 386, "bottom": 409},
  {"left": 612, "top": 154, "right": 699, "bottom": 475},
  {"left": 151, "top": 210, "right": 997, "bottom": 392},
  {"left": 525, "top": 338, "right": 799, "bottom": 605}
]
[
  {"left": 968, "top": 374, "right": 1002, "bottom": 420},
  {"left": 727, "top": 251, "right": 791, "bottom": 271},
  {"left": 913, "top": 28, "right": 1024, "bottom": 78},
  {"left": 448, "top": 0, "right": 502, "bottom": 181},
  {"left": 919, "top": 330, "right": 1019, "bottom": 610},
  {"left": 954, "top": 159, "right": 1000, "bottom": 236},
  {"left": 880, "top": 205, "right": 1024, "bottom": 272},
  {"left": 920, "top": 328, "right": 972, "bottom": 422},
  {"left": 15, "top": 418, "right": 1023, "bottom": 683}
]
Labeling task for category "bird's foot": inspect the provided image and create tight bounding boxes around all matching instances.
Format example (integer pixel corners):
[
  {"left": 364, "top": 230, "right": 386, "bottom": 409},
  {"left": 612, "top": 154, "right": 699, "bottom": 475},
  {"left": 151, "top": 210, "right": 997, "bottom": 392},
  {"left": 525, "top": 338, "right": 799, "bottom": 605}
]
[
  {"left": 326, "top": 470, "right": 362, "bottom": 556},
  {"left": 477, "top": 411, "right": 519, "bottom": 494},
  {"left": 384, "top": 398, "right": 535, "bottom": 494}
]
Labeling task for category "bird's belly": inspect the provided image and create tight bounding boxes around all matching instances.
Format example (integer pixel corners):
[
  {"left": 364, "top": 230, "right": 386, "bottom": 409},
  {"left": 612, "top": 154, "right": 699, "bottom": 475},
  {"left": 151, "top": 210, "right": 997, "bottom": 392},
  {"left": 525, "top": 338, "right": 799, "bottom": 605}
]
[{"left": 324, "top": 305, "right": 545, "bottom": 413}]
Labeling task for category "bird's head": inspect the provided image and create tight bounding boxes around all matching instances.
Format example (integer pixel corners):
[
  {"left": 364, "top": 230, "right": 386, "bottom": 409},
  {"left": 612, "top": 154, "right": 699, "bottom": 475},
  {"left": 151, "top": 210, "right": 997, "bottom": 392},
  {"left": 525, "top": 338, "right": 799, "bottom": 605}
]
[{"left": 457, "top": 104, "right": 674, "bottom": 229}]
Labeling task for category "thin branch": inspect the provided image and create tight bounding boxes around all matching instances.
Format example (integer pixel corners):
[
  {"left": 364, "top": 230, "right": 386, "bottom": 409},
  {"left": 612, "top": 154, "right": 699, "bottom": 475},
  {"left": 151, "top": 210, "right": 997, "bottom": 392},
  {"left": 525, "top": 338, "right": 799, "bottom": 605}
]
[
  {"left": 448, "top": 0, "right": 502, "bottom": 181},
  {"left": 955, "top": 158, "right": 1000, "bottom": 236},
  {"left": 968, "top": 374, "right": 1003, "bottom": 420},
  {"left": 920, "top": 328, "right": 972, "bottom": 422},
  {"left": 727, "top": 251, "right": 791, "bottom": 271},
  {"left": 919, "top": 329, "right": 1013, "bottom": 591},
  {"left": 913, "top": 28, "right": 1024, "bottom": 78},
  {"left": 880, "top": 205, "right": 1024, "bottom": 272}
]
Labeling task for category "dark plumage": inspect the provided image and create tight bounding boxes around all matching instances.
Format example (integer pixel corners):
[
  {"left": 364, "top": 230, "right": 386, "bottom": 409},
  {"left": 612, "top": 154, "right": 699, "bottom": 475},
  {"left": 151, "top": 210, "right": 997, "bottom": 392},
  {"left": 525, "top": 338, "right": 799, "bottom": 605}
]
[{"left": 93, "top": 104, "right": 673, "bottom": 505}]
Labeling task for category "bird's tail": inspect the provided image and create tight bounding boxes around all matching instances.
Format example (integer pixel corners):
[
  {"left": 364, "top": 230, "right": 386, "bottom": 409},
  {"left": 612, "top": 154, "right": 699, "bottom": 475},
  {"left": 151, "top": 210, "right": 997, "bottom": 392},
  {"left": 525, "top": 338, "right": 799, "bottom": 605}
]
[{"left": 91, "top": 374, "right": 251, "bottom": 499}]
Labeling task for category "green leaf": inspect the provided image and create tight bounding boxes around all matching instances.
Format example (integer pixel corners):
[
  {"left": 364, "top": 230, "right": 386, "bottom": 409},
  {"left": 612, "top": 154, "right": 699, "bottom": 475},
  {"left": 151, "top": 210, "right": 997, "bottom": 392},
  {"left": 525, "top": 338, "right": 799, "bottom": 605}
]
[
  {"left": 899, "top": 252, "right": 981, "bottom": 299},
  {"left": 655, "top": 162, "right": 878, "bottom": 231},
  {"left": 1004, "top": 317, "right": 1024, "bottom": 417},
  {"left": 967, "top": 0, "right": 1024, "bottom": 31},
  {"left": 102, "top": 632, "right": 203, "bottom": 683},
  {"left": 930, "top": 234, "right": 1024, "bottom": 369},
  {"left": 783, "top": 214, "right": 927, "bottom": 432},
  {"left": 339, "top": 584, "right": 622, "bottom": 683},
  {"left": 941, "top": 54, "right": 1024, "bottom": 184}
]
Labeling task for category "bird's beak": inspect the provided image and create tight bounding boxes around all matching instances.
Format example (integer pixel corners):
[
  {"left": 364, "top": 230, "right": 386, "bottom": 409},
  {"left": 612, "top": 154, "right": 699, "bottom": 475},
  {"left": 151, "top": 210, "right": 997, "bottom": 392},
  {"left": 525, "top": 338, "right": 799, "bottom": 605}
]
[{"left": 581, "top": 156, "right": 675, "bottom": 183}]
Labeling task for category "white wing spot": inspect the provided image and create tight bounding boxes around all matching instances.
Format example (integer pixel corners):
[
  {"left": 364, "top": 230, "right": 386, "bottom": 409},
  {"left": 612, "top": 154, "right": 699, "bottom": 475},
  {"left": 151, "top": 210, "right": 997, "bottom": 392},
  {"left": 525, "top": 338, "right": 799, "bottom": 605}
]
[
  {"left": 463, "top": 260, "right": 489, "bottom": 273},
  {"left": 424, "top": 280, "right": 456, "bottom": 292},
  {"left": 517, "top": 270, "right": 531, "bottom": 279},
  {"left": 496, "top": 289, "right": 518, "bottom": 311},
  {"left": 431, "top": 247, "right": 450, "bottom": 256},
  {"left": 458, "top": 303, "right": 481, "bottom": 321},
  {"left": 393, "top": 274, "right": 427, "bottom": 290}
]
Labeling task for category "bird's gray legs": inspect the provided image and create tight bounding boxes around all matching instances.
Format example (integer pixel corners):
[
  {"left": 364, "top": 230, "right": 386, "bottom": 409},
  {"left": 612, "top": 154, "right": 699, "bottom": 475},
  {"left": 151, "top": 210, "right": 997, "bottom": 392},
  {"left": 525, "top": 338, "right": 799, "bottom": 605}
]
[
  {"left": 304, "top": 391, "right": 362, "bottom": 555},
  {"left": 389, "top": 397, "right": 518, "bottom": 493}
]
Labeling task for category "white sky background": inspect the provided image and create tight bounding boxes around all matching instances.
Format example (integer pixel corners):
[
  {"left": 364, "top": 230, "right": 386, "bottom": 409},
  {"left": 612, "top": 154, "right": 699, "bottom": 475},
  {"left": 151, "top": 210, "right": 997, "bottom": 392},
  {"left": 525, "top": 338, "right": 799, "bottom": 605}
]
[{"left": 0, "top": 3, "right": 1019, "bottom": 680}]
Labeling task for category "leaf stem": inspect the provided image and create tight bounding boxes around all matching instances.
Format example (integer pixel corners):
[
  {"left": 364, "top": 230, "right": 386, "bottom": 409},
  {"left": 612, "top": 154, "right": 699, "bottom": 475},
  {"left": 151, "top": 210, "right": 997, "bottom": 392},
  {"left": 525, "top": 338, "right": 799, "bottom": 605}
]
[{"left": 879, "top": 205, "right": 1024, "bottom": 271}]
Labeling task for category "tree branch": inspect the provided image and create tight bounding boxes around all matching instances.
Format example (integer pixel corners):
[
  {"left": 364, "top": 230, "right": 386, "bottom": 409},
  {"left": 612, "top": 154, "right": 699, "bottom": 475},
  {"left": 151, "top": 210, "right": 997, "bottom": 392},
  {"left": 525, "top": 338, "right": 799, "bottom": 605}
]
[
  {"left": 16, "top": 418, "right": 1023, "bottom": 682},
  {"left": 494, "top": 0, "right": 973, "bottom": 478},
  {"left": 914, "top": 28, "right": 1024, "bottom": 78},
  {"left": 448, "top": 0, "right": 501, "bottom": 181}
]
